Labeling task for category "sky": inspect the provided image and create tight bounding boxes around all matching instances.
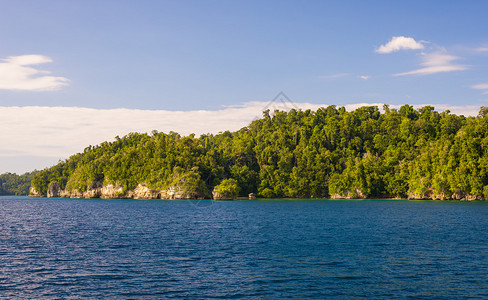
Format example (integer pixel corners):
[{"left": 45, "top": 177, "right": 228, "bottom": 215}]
[{"left": 0, "top": 0, "right": 487, "bottom": 174}]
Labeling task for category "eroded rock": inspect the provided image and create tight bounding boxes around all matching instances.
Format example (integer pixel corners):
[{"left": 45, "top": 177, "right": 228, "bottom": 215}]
[
  {"left": 100, "top": 184, "right": 125, "bottom": 199},
  {"left": 29, "top": 187, "right": 43, "bottom": 197},
  {"left": 132, "top": 183, "right": 160, "bottom": 199},
  {"left": 47, "top": 182, "right": 61, "bottom": 198}
]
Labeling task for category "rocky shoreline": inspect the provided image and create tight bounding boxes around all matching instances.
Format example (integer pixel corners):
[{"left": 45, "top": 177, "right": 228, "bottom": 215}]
[
  {"left": 30, "top": 181, "right": 251, "bottom": 200},
  {"left": 30, "top": 182, "right": 205, "bottom": 200},
  {"left": 330, "top": 189, "right": 485, "bottom": 201},
  {"left": 29, "top": 183, "right": 485, "bottom": 201}
]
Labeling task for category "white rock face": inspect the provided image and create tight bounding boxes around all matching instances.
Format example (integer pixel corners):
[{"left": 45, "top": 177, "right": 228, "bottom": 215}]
[
  {"left": 47, "top": 182, "right": 61, "bottom": 198},
  {"left": 132, "top": 183, "right": 160, "bottom": 199},
  {"left": 407, "top": 191, "right": 483, "bottom": 201},
  {"left": 29, "top": 187, "right": 42, "bottom": 197},
  {"left": 35, "top": 181, "right": 206, "bottom": 200},
  {"left": 99, "top": 184, "right": 124, "bottom": 199},
  {"left": 212, "top": 190, "right": 236, "bottom": 200},
  {"left": 330, "top": 189, "right": 366, "bottom": 199}
]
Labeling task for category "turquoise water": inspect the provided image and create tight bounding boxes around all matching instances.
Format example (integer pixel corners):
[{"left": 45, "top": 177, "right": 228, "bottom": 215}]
[{"left": 1, "top": 197, "right": 488, "bottom": 298}]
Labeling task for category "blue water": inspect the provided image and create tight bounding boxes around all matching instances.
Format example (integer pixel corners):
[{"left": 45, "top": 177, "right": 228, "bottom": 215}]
[{"left": 1, "top": 197, "right": 488, "bottom": 299}]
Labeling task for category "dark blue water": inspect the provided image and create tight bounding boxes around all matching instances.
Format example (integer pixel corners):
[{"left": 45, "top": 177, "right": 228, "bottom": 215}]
[{"left": 1, "top": 197, "right": 488, "bottom": 299}]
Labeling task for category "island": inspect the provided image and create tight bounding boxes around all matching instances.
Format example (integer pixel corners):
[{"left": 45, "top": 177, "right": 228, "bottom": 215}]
[{"left": 29, "top": 105, "right": 488, "bottom": 201}]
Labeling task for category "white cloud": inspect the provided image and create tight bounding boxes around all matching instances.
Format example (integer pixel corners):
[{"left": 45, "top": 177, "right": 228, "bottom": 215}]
[
  {"left": 376, "top": 37, "right": 467, "bottom": 76},
  {"left": 471, "top": 83, "right": 488, "bottom": 95},
  {"left": 471, "top": 83, "right": 488, "bottom": 90},
  {"left": 395, "top": 52, "right": 467, "bottom": 76},
  {"left": 376, "top": 36, "right": 424, "bottom": 54},
  {"left": 475, "top": 47, "right": 488, "bottom": 52},
  {"left": 0, "top": 55, "right": 69, "bottom": 91},
  {"left": 7, "top": 55, "right": 53, "bottom": 65},
  {"left": 359, "top": 75, "right": 370, "bottom": 80}
]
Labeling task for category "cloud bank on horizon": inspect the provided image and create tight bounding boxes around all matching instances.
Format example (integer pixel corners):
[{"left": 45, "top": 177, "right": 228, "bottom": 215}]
[
  {"left": 0, "top": 101, "right": 482, "bottom": 173},
  {"left": 0, "top": 55, "right": 69, "bottom": 91}
]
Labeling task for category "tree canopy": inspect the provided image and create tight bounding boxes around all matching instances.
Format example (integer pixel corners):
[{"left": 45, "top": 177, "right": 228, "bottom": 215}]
[{"left": 0, "top": 171, "right": 39, "bottom": 196}]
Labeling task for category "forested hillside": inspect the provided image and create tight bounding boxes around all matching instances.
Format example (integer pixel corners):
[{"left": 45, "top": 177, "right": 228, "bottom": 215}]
[
  {"left": 31, "top": 105, "right": 488, "bottom": 200},
  {"left": 0, "top": 171, "right": 39, "bottom": 196}
]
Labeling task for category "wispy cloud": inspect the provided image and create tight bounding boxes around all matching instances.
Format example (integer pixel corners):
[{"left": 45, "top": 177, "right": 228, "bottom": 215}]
[
  {"left": 376, "top": 36, "right": 424, "bottom": 54},
  {"left": 395, "top": 52, "right": 467, "bottom": 76},
  {"left": 471, "top": 83, "right": 488, "bottom": 90},
  {"left": 471, "top": 83, "right": 488, "bottom": 94},
  {"left": 320, "top": 73, "right": 371, "bottom": 81},
  {"left": 319, "top": 73, "right": 350, "bottom": 79},
  {"left": 0, "top": 55, "right": 69, "bottom": 91},
  {"left": 475, "top": 47, "right": 488, "bottom": 52},
  {"left": 377, "top": 37, "right": 468, "bottom": 76}
]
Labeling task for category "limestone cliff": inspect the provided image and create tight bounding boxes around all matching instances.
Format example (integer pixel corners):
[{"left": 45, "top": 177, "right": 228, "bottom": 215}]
[
  {"left": 29, "top": 187, "right": 43, "bottom": 197},
  {"left": 100, "top": 184, "right": 125, "bottom": 199},
  {"left": 212, "top": 191, "right": 234, "bottom": 200},
  {"left": 32, "top": 180, "right": 207, "bottom": 200},
  {"left": 47, "top": 182, "right": 61, "bottom": 198},
  {"left": 330, "top": 189, "right": 367, "bottom": 199},
  {"left": 129, "top": 183, "right": 160, "bottom": 200},
  {"left": 408, "top": 191, "right": 483, "bottom": 201}
]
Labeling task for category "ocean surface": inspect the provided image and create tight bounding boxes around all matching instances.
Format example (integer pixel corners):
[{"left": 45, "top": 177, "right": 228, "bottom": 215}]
[{"left": 1, "top": 197, "right": 488, "bottom": 299}]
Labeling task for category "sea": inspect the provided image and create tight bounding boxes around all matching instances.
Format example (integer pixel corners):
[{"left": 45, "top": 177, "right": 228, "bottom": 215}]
[{"left": 1, "top": 196, "right": 488, "bottom": 299}]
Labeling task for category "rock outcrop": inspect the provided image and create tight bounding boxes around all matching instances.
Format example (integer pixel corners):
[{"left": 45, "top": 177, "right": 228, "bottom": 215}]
[
  {"left": 33, "top": 181, "right": 486, "bottom": 201},
  {"left": 131, "top": 183, "right": 160, "bottom": 200},
  {"left": 407, "top": 191, "right": 483, "bottom": 201},
  {"left": 29, "top": 187, "right": 42, "bottom": 197},
  {"left": 161, "top": 185, "right": 203, "bottom": 199},
  {"left": 100, "top": 184, "right": 125, "bottom": 199},
  {"left": 34, "top": 180, "right": 207, "bottom": 200},
  {"left": 446, "top": 192, "right": 482, "bottom": 201},
  {"left": 83, "top": 181, "right": 102, "bottom": 198},
  {"left": 330, "top": 189, "right": 367, "bottom": 199},
  {"left": 212, "top": 178, "right": 239, "bottom": 200},
  {"left": 68, "top": 189, "right": 85, "bottom": 198},
  {"left": 212, "top": 191, "right": 235, "bottom": 200},
  {"left": 47, "top": 182, "right": 61, "bottom": 198}
]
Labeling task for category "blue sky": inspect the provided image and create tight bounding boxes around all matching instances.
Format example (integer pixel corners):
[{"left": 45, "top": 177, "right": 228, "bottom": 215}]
[{"left": 0, "top": 0, "right": 487, "bottom": 173}]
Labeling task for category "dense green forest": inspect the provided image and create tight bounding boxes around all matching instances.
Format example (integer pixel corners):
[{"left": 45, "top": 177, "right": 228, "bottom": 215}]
[
  {"left": 31, "top": 105, "right": 488, "bottom": 200},
  {"left": 0, "top": 171, "right": 39, "bottom": 196}
]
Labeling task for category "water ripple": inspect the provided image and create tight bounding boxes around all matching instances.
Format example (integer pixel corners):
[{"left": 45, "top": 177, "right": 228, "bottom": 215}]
[{"left": 1, "top": 197, "right": 488, "bottom": 298}]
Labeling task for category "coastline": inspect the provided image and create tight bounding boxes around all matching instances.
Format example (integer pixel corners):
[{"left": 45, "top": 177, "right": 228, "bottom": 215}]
[{"left": 24, "top": 195, "right": 487, "bottom": 202}]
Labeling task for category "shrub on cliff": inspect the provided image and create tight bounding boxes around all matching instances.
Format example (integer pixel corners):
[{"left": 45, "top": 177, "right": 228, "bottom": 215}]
[
  {"left": 168, "top": 167, "right": 210, "bottom": 199},
  {"left": 212, "top": 178, "right": 240, "bottom": 200}
]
